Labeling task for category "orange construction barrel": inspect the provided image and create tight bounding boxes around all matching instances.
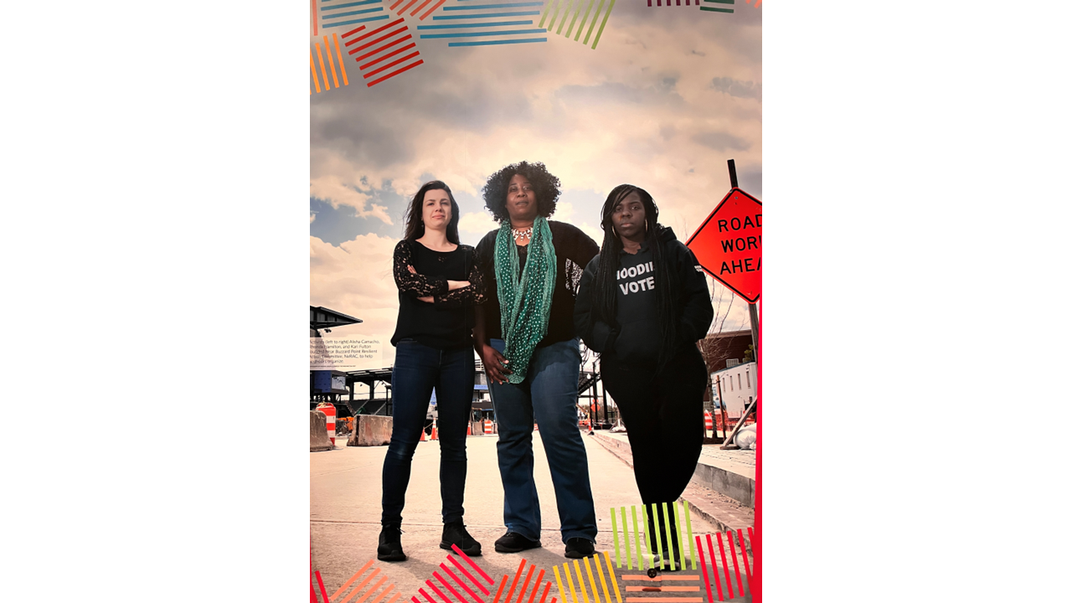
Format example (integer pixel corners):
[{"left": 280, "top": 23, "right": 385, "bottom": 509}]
[{"left": 316, "top": 402, "right": 336, "bottom": 447}]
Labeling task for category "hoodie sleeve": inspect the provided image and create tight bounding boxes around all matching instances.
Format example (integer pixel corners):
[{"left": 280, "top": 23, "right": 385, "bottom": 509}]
[
  {"left": 574, "top": 254, "right": 618, "bottom": 353},
  {"left": 676, "top": 242, "right": 714, "bottom": 342}
]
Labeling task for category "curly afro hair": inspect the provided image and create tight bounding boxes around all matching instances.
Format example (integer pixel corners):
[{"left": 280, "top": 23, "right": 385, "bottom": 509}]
[{"left": 481, "top": 161, "right": 561, "bottom": 223}]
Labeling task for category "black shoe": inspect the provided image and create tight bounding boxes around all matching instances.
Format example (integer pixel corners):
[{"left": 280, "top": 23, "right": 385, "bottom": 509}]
[
  {"left": 377, "top": 525, "right": 406, "bottom": 562},
  {"left": 494, "top": 532, "right": 542, "bottom": 553},
  {"left": 441, "top": 520, "right": 482, "bottom": 556},
  {"left": 564, "top": 538, "right": 595, "bottom": 559}
]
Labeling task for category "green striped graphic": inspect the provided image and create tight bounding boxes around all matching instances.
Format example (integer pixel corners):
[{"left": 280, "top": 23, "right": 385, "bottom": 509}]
[
  {"left": 701, "top": 0, "right": 733, "bottom": 12},
  {"left": 610, "top": 502, "right": 696, "bottom": 570},
  {"left": 538, "top": 0, "right": 615, "bottom": 49}
]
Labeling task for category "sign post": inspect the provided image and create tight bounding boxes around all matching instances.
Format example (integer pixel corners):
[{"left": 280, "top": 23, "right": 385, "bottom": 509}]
[{"left": 686, "top": 159, "right": 761, "bottom": 449}]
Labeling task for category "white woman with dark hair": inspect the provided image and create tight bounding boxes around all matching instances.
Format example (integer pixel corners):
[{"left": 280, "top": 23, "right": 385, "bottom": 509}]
[{"left": 378, "top": 180, "right": 485, "bottom": 562}]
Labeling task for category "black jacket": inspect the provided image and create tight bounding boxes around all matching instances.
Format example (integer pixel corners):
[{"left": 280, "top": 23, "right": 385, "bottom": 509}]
[{"left": 574, "top": 226, "right": 713, "bottom": 364}]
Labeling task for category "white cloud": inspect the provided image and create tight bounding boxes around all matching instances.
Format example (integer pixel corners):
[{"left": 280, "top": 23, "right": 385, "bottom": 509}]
[
  {"left": 458, "top": 211, "right": 498, "bottom": 236},
  {"left": 310, "top": 234, "right": 399, "bottom": 347}
]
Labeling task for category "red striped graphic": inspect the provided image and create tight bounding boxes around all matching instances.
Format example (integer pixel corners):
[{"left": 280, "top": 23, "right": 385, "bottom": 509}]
[
  {"left": 419, "top": 0, "right": 448, "bottom": 20},
  {"left": 492, "top": 576, "right": 509, "bottom": 603},
  {"left": 441, "top": 563, "right": 484, "bottom": 603},
  {"left": 704, "top": 535, "right": 723, "bottom": 601},
  {"left": 420, "top": 588, "right": 439, "bottom": 603},
  {"left": 365, "top": 59, "right": 421, "bottom": 87},
  {"left": 356, "top": 38, "right": 414, "bottom": 66},
  {"left": 537, "top": 581, "right": 551, "bottom": 603},
  {"left": 735, "top": 530, "right": 752, "bottom": 591},
  {"left": 410, "top": 0, "right": 434, "bottom": 17},
  {"left": 427, "top": 578, "right": 456, "bottom": 603},
  {"left": 342, "top": 15, "right": 422, "bottom": 87},
  {"left": 345, "top": 18, "right": 404, "bottom": 47},
  {"left": 452, "top": 544, "right": 495, "bottom": 586},
  {"left": 448, "top": 555, "right": 492, "bottom": 596},
  {"left": 696, "top": 536, "right": 714, "bottom": 603},
  {"left": 502, "top": 560, "right": 526, "bottom": 603},
  {"left": 526, "top": 570, "right": 546, "bottom": 603},
  {"left": 725, "top": 534, "right": 743, "bottom": 596},
  {"left": 342, "top": 25, "right": 368, "bottom": 40},
  {"left": 435, "top": 572, "right": 470, "bottom": 603},
  {"left": 515, "top": 565, "right": 535, "bottom": 603},
  {"left": 715, "top": 533, "right": 732, "bottom": 599},
  {"left": 315, "top": 571, "right": 331, "bottom": 603}
]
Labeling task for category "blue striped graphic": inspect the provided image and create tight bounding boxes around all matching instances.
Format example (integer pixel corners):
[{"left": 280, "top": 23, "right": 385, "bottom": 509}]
[
  {"left": 420, "top": 28, "right": 545, "bottom": 38},
  {"left": 443, "top": 2, "right": 543, "bottom": 10},
  {"left": 321, "top": 14, "right": 390, "bottom": 27},
  {"left": 322, "top": 7, "right": 383, "bottom": 19},
  {"left": 320, "top": 0, "right": 380, "bottom": 10},
  {"left": 448, "top": 37, "right": 547, "bottom": 46},
  {"left": 417, "top": 20, "right": 532, "bottom": 28},
  {"left": 433, "top": 10, "right": 540, "bottom": 18}
]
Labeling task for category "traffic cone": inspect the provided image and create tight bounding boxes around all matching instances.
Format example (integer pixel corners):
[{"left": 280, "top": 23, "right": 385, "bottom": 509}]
[
  {"left": 467, "top": 423, "right": 472, "bottom": 436},
  {"left": 420, "top": 428, "right": 426, "bottom": 442},
  {"left": 430, "top": 419, "right": 438, "bottom": 441}
]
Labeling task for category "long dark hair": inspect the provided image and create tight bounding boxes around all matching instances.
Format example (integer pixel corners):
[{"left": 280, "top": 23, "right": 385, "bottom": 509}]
[
  {"left": 481, "top": 161, "right": 560, "bottom": 223},
  {"left": 592, "top": 184, "right": 682, "bottom": 367},
  {"left": 403, "top": 180, "right": 461, "bottom": 243}
]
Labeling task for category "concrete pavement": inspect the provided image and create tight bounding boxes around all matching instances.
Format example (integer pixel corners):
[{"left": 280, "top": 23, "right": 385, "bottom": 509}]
[{"left": 311, "top": 432, "right": 750, "bottom": 601}]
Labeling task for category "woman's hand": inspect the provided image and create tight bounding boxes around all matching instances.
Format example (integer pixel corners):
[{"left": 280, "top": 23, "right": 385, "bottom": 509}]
[
  {"left": 478, "top": 343, "right": 512, "bottom": 384},
  {"left": 417, "top": 296, "right": 434, "bottom": 303},
  {"left": 447, "top": 280, "right": 470, "bottom": 291}
]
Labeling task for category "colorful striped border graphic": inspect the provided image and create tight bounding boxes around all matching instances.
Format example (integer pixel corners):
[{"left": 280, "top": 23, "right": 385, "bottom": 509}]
[
  {"left": 424, "top": 1, "right": 548, "bottom": 47},
  {"left": 608, "top": 502, "right": 696, "bottom": 572},
  {"left": 694, "top": 529, "right": 754, "bottom": 602},
  {"left": 321, "top": 0, "right": 390, "bottom": 29},
  {"left": 389, "top": 0, "right": 451, "bottom": 21},
  {"left": 699, "top": 0, "right": 732, "bottom": 13},
  {"left": 552, "top": 551, "right": 621, "bottom": 603},
  {"left": 342, "top": 17, "right": 425, "bottom": 87},
  {"left": 414, "top": 544, "right": 498, "bottom": 603},
  {"left": 311, "top": 34, "right": 351, "bottom": 93},
  {"left": 619, "top": 573, "right": 701, "bottom": 603},
  {"left": 491, "top": 558, "right": 558, "bottom": 603},
  {"left": 538, "top": 0, "right": 615, "bottom": 49},
  {"left": 311, "top": 559, "right": 403, "bottom": 603}
]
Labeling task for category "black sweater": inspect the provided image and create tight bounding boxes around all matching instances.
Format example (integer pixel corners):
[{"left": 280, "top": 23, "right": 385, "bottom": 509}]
[
  {"left": 390, "top": 240, "right": 486, "bottom": 349},
  {"left": 475, "top": 221, "right": 599, "bottom": 347},
  {"left": 574, "top": 226, "right": 713, "bottom": 364}
]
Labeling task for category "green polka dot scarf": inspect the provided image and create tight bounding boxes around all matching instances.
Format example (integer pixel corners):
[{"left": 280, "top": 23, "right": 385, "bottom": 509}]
[{"left": 494, "top": 216, "right": 557, "bottom": 384}]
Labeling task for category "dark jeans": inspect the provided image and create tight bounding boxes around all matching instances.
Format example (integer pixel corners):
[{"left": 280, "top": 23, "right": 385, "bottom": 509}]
[
  {"left": 602, "top": 345, "right": 707, "bottom": 508},
  {"left": 381, "top": 339, "right": 474, "bottom": 526},
  {"left": 487, "top": 338, "right": 597, "bottom": 544}
]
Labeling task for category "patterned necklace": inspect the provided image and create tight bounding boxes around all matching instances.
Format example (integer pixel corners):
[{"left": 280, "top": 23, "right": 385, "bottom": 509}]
[{"left": 511, "top": 227, "right": 533, "bottom": 242}]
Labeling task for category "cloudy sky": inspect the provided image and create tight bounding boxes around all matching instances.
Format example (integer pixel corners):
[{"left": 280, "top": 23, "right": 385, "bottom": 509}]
[{"left": 310, "top": 2, "right": 762, "bottom": 363}]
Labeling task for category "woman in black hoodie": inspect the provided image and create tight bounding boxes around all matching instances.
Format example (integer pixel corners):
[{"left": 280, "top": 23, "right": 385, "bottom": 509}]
[{"left": 574, "top": 184, "right": 713, "bottom": 567}]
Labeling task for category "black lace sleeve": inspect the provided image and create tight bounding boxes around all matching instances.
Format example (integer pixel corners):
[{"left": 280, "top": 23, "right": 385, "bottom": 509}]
[
  {"left": 393, "top": 240, "right": 448, "bottom": 297},
  {"left": 434, "top": 246, "right": 487, "bottom": 307}
]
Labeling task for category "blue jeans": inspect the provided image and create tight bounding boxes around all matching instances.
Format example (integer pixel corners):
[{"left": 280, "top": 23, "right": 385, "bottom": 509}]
[
  {"left": 488, "top": 338, "right": 597, "bottom": 543},
  {"left": 381, "top": 340, "right": 474, "bottom": 526}
]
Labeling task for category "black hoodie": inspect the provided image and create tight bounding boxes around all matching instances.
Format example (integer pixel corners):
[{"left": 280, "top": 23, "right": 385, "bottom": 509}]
[{"left": 574, "top": 226, "right": 713, "bottom": 365}]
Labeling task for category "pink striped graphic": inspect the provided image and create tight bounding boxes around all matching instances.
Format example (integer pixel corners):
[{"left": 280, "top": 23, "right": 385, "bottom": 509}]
[
  {"left": 440, "top": 563, "right": 485, "bottom": 603},
  {"left": 448, "top": 555, "right": 492, "bottom": 596}
]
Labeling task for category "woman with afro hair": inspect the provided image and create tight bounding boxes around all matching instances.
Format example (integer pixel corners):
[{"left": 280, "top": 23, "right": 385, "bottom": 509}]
[
  {"left": 472, "top": 161, "right": 600, "bottom": 559},
  {"left": 573, "top": 184, "right": 713, "bottom": 570}
]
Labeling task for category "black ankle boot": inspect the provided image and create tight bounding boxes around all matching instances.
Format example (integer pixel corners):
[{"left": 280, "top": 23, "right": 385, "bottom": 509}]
[
  {"left": 378, "top": 525, "right": 406, "bottom": 562},
  {"left": 440, "top": 519, "right": 481, "bottom": 556}
]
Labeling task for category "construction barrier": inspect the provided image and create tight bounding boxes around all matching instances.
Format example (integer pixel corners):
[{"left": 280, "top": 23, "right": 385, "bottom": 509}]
[
  {"left": 316, "top": 401, "right": 336, "bottom": 447},
  {"left": 484, "top": 419, "right": 494, "bottom": 435},
  {"left": 704, "top": 410, "right": 714, "bottom": 436}
]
